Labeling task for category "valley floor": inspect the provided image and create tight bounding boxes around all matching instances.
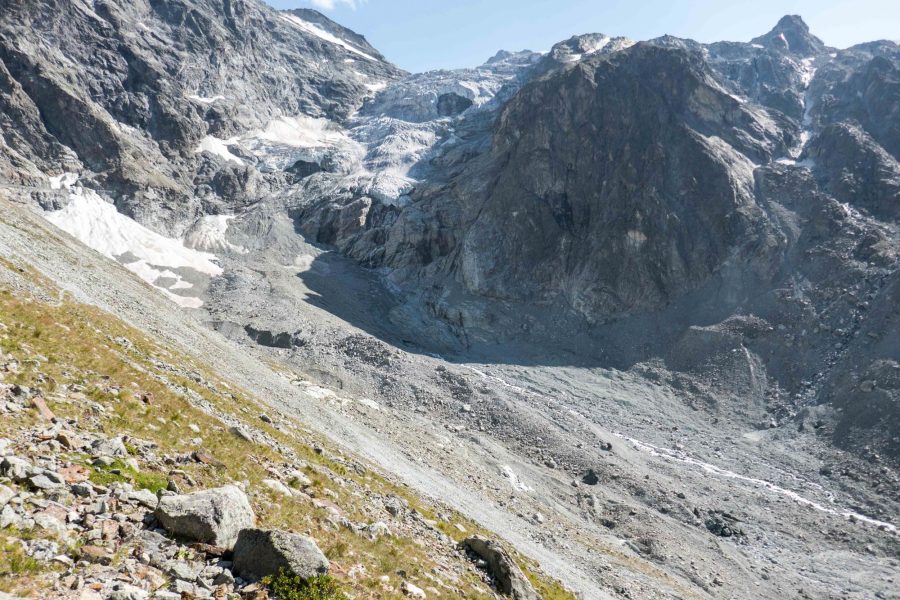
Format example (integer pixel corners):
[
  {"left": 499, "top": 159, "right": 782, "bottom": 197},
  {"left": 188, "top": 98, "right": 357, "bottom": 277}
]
[{"left": 2, "top": 197, "right": 898, "bottom": 599}]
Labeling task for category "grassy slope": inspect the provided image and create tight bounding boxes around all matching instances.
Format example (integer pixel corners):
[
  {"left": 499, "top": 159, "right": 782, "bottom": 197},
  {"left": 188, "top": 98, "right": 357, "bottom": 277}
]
[{"left": 0, "top": 256, "right": 574, "bottom": 600}]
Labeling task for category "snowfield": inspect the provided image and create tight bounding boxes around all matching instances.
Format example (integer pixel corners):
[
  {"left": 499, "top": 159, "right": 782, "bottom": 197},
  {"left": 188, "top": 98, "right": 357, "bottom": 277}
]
[{"left": 44, "top": 178, "right": 223, "bottom": 308}]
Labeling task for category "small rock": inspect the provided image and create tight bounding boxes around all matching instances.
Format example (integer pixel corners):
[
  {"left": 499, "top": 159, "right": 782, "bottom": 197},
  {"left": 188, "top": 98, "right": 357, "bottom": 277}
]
[
  {"left": 0, "top": 504, "right": 20, "bottom": 529},
  {"left": 80, "top": 545, "right": 112, "bottom": 565},
  {"left": 126, "top": 489, "right": 159, "bottom": 509},
  {"left": 29, "top": 474, "right": 64, "bottom": 491},
  {"left": 262, "top": 479, "right": 292, "bottom": 497},
  {"left": 71, "top": 483, "right": 93, "bottom": 497},
  {"left": 365, "top": 521, "right": 390, "bottom": 540},
  {"left": 56, "top": 430, "right": 82, "bottom": 450},
  {"left": 0, "top": 484, "right": 14, "bottom": 507},
  {"left": 92, "top": 437, "right": 129, "bottom": 458},
  {"left": 401, "top": 581, "right": 427, "bottom": 598}
]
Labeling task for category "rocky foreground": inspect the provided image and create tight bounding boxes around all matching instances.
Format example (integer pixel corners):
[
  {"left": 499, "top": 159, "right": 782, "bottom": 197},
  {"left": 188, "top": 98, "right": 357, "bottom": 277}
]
[{"left": 0, "top": 257, "right": 566, "bottom": 599}]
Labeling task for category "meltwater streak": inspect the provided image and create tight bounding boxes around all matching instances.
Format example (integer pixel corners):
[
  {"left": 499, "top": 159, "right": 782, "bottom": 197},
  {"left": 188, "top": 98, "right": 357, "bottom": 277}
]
[
  {"left": 458, "top": 361, "right": 898, "bottom": 535},
  {"left": 614, "top": 433, "right": 898, "bottom": 534}
]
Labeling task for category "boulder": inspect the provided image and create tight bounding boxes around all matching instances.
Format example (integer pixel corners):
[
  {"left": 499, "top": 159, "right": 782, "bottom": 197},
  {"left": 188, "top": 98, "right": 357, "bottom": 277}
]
[
  {"left": 155, "top": 485, "right": 254, "bottom": 549},
  {"left": 92, "top": 437, "right": 129, "bottom": 458},
  {"left": 0, "top": 456, "right": 34, "bottom": 482},
  {"left": 232, "top": 529, "right": 328, "bottom": 580},
  {"left": 460, "top": 536, "right": 540, "bottom": 600}
]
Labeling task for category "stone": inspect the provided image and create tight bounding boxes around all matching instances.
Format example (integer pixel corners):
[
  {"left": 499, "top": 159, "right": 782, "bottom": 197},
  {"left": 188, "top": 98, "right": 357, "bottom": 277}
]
[
  {"left": 1, "top": 456, "right": 33, "bottom": 481},
  {"left": 212, "top": 569, "right": 235, "bottom": 586},
  {"left": 401, "top": 581, "right": 427, "bottom": 598},
  {"left": 29, "top": 396, "right": 55, "bottom": 420},
  {"left": 460, "top": 536, "right": 540, "bottom": 600},
  {"left": 0, "top": 484, "right": 14, "bottom": 507},
  {"left": 28, "top": 474, "right": 64, "bottom": 491},
  {"left": 287, "top": 470, "right": 312, "bottom": 487},
  {"left": 162, "top": 559, "right": 201, "bottom": 581},
  {"left": 262, "top": 479, "right": 293, "bottom": 497},
  {"left": 155, "top": 485, "right": 254, "bottom": 549},
  {"left": 365, "top": 521, "right": 390, "bottom": 540},
  {"left": 56, "top": 430, "right": 82, "bottom": 450},
  {"left": 0, "top": 504, "right": 20, "bottom": 529},
  {"left": 108, "top": 583, "right": 149, "bottom": 600},
  {"left": 71, "top": 483, "right": 93, "bottom": 497},
  {"left": 93, "top": 437, "right": 129, "bottom": 458},
  {"left": 126, "top": 489, "right": 159, "bottom": 509},
  {"left": 232, "top": 529, "right": 329, "bottom": 580},
  {"left": 80, "top": 545, "right": 112, "bottom": 565}
]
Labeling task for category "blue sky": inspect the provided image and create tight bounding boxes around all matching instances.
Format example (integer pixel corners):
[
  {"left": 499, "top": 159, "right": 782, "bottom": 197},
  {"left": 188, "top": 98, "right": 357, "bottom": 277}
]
[{"left": 265, "top": 0, "right": 900, "bottom": 72}]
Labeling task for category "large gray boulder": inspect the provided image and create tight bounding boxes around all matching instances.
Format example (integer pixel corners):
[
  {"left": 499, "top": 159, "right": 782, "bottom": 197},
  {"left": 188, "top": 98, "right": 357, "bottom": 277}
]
[
  {"left": 460, "top": 536, "right": 540, "bottom": 600},
  {"left": 232, "top": 529, "right": 329, "bottom": 581},
  {"left": 154, "top": 485, "right": 254, "bottom": 549}
]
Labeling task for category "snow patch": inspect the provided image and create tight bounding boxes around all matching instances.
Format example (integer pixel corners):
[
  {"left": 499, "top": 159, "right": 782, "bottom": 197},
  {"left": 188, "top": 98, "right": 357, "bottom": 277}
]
[
  {"left": 256, "top": 116, "right": 350, "bottom": 149},
  {"left": 43, "top": 179, "right": 222, "bottom": 308},
  {"left": 49, "top": 173, "right": 79, "bottom": 190},
  {"left": 500, "top": 465, "right": 533, "bottom": 492},
  {"left": 187, "top": 94, "right": 226, "bottom": 104},
  {"left": 279, "top": 14, "right": 379, "bottom": 62},
  {"left": 195, "top": 136, "right": 243, "bottom": 165}
]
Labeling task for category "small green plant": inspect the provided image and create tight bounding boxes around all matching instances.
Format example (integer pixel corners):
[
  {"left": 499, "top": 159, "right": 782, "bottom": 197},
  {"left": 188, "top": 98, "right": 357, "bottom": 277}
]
[
  {"left": 263, "top": 570, "right": 347, "bottom": 600},
  {"left": 0, "top": 539, "right": 42, "bottom": 576},
  {"left": 89, "top": 459, "right": 168, "bottom": 493}
]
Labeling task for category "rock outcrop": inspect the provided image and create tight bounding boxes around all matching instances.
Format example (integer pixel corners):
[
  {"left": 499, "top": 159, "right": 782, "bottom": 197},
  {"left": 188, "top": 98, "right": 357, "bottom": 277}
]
[{"left": 460, "top": 536, "right": 540, "bottom": 600}]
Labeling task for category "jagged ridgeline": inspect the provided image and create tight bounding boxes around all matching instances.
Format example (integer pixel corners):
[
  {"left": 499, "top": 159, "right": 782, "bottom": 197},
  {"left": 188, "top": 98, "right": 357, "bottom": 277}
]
[{"left": 0, "top": 1, "right": 898, "bottom": 599}]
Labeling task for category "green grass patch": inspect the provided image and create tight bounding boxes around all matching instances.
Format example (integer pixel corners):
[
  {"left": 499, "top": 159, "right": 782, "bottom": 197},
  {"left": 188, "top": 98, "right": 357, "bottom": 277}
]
[{"left": 263, "top": 570, "right": 347, "bottom": 600}]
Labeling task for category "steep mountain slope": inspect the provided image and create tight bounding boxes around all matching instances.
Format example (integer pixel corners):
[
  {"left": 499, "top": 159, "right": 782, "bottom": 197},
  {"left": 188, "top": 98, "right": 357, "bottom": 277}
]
[
  {"left": 0, "top": 0, "right": 402, "bottom": 234},
  {"left": 0, "top": 3, "right": 898, "bottom": 599}
]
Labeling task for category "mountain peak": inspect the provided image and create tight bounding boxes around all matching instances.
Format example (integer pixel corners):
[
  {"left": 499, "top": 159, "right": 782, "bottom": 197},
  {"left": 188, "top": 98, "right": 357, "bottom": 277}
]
[{"left": 751, "top": 14, "right": 826, "bottom": 55}]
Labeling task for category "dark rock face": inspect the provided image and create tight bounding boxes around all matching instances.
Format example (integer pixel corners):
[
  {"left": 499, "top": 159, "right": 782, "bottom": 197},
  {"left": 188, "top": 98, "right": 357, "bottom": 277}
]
[
  {"left": 244, "top": 325, "right": 295, "bottom": 349},
  {"left": 811, "top": 51, "right": 900, "bottom": 160},
  {"left": 385, "top": 44, "right": 787, "bottom": 321},
  {"left": 806, "top": 122, "right": 900, "bottom": 221},
  {"left": 750, "top": 15, "right": 827, "bottom": 56},
  {"left": 436, "top": 92, "right": 474, "bottom": 117},
  {"left": 0, "top": 0, "right": 403, "bottom": 233}
]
